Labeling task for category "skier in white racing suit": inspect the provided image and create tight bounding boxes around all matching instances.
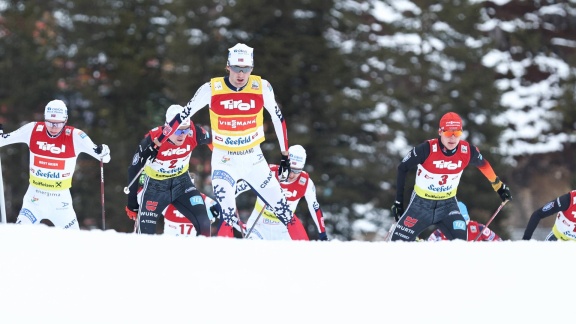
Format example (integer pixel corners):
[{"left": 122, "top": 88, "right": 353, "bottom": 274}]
[
  {"left": 180, "top": 43, "right": 307, "bottom": 240},
  {"left": 0, "top": 99, "right": 111, "bottom": 229},
  {"left": 232, "top": 145, "right": 328, "bottom": 240}
]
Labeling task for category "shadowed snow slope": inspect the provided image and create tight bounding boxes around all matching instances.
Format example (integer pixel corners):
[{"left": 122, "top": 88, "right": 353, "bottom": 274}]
[{"left": 0, "top": 224, "right": 570, "bottom": 324}]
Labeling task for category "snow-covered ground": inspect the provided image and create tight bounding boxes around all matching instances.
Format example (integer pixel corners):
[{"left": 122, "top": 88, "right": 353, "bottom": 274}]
[{"left": 0, "top": 224, "right": 570, "bottom": 324}]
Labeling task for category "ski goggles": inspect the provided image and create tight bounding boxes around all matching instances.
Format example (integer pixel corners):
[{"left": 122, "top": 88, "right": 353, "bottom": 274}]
[
  {"left": 45, "top": 121, "right": 66, "bottom": 128},
  {"left": 441, "top": 130, "right": 463, "bottom": 137},
  {"left": 228, "top": 65, "right": 253, "bottom": 73},
  {"left": 174, "top": 128, "right": 190, "bottom": 136},
  {"left": 291, "top": 168, "right": 303, "bottom": 175}
]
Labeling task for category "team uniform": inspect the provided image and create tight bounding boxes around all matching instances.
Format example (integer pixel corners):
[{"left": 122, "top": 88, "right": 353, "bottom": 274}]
[
  {"left": 234, "top": 164, "right": 326, "bottom": 240},
  {"left": 390, "top": 112, "right": 510, "bottom": 242},
  {"left": 427, "top": 201, "right": 502, "bottom": 242},
  {"left": 127, "top": 107, "right": 212, "bottom": 236},
  {"left": 428, "top": 221, "right": 502, "bottom": 241},
  {"left": 0, "top": 100, "right": 110, "bottom": 229},
  {"left": 523, "top": 190, "right": 576, "bottom": 241},
  {"left": 135, "top": 173, "right": 219, "bottom": 237},
  {"left": 182, "top": 44, "right": 305, "bottom": 240},
  {"left": 163, "top": 194, "right": 218, "bottom": 237}
]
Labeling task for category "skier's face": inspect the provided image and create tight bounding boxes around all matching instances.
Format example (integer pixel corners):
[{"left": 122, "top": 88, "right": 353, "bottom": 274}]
[
  {"left": 439, "top": 129, "right": 463, "bottom": 150},
  {"left": 169, "top": 127, "right": 190, "bottom": 146},
  {"left": 287, "top": 168, "right": 303, "bottom": 183},
  {"left": 227, "top": 65, "right": 253, "bottom": 88},
  {"left": 45, "top": 119, "right": 66, "bottom": 136}
]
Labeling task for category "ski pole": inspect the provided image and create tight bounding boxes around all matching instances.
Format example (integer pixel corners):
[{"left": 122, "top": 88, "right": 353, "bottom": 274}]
[
  {"left": 384, "top": 222, "right": 397, "bottom": 242},
  {"left": 133, "top": 212, "right": 140, "bottom": 234},
  {"left": 100, "top": 159, "right": 106, "bottom": 230},
  {"left": 245, "top": 204, "right": 267, "bottom": 239},
  {"left": 124, "top": 166, "right": 145, "bottom": 194},
  {"left": 124, "top": 143, "right": 161, "bottom": 195},
  {"left": 473, "top": 200, "right": 509, "bottom": 241},
  {"left": 0, "top": 124, "right": 6, "bottom": 224},
  {"left": 236, "top": 211, "right": 246, "bottom": 238}
]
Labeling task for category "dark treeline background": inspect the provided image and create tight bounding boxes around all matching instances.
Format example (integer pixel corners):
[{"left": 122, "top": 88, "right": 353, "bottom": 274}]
[{"left": 0, "top": 0, "right": 575, "bottom": 240}]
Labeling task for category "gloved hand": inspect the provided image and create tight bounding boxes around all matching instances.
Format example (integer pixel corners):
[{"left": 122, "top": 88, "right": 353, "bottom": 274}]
[
  {"left": 391, "top": 200, "right": 404, "bottom": 222},
  {"left": 125, "top": 206, "right": 138, "bottom": 220},
  {"left": 94, "top": 144, "right": 111, "bottom": 163},
  {"left": 318, "top": 232, "right": 328, "bottom": 241},
  {"left": 145, "top": 143, "right": 159, "bottom": 162},
  {"left": 209, "top": 204, "right": 220, "bottom": 220},
  {"left": 491, "top": 177, "right": 512, "bottom": 202},
  {"left": 497, "top": 183, "right": 512, "bottom": 202},
  {"left": 278, "top": 153, "right": 291, "bottom": 181}
]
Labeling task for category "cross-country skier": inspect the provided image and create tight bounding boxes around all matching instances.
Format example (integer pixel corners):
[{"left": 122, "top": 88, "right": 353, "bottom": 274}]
[
  {"left": 0, "top": 99, "right": 110, "bottom": 229},
  {"left": 523, "top": 190, "right": 576, "bottom": 241},
  {"left": 178, "top": 43, "right": 307, "bottom": 240},
  {"left": 390, "top": 112, "right": 512, "bottom": 241},
  {"left": 125, "top": 105, "right": 212, "bottom": 236},
  {"left": 225, "top": 145, "right": 328, "bottom": 240}
]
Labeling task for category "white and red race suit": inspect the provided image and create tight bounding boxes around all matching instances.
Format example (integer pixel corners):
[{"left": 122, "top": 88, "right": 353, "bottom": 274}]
[
  {"left": 428, "top": 220, "right": 502, "bottom": 242},
  {"left": 0, "top": 122, "right": 109, "bottom": 229},
  {"left": 234, "top": 164, "right": 326, "bottom": 240}
]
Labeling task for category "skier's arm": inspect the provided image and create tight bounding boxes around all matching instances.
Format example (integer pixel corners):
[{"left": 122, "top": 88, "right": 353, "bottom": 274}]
[
  {"left": 72, "top": 129, "right": 110, "bottom": 163},
  {"left": 469, "top": 145, "right": 511, "bottom": 201},
  {"left": 469, "top": 145, "right": 498, "bottom": 183},
  {"left": 184, "top": 82, "right": 211, "bottom": 120},
  {"left": 0, "top": 122, "right": 34, "bottom": 147},
  {"left": 523, "top": 193, "right": 571, "bottom": 240},
  {"left": 395, "top": 142, "right": 429, "bottom": 204},
  {"left": 126, "top": 135, "right": 154, "bottom": 210},
  {"left": 155, "top": 82, "right": 211, "bottom": 147},
  {"left": 261, "top": 79, "right": 288, "bottom": 154},
  {"left": 303, "top": 178, "right": 326, "bottom": 235}
]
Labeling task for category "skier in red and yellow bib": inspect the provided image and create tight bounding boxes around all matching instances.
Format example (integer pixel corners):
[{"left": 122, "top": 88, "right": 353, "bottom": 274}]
[
  {"left": 390, "top": 112, "right": 512, "bottom": 241},
  {"left": 181, "top": 43, "right": 307, "bottom": 240}
]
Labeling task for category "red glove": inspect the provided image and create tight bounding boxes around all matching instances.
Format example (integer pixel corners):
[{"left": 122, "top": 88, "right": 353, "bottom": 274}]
[{"left": 125, "top": 206, "right": 138, "bottom": 220}]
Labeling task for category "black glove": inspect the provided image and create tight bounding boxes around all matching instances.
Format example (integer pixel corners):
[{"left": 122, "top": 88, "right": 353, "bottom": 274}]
[
  {"left": 497, "top": 183, "right": 512, "bottom": 202},
  {"left": 318, "top": 232, "right": 328, "bottom": 241},
  {"left": 93, "top": 144, "right": 111, "bottom": 162},
  {"left": 278, "top": 153, "right": 291, "bottom": 181},
  {"left": 94, "top": 144, "right": 104, "bottom": 154},
  {"left": 391, "top": 200, "right": 404, "bottom": 222},
  {"left": 209, "top": 204, "right": 220, "bottom": 219},
  {"left": 145, "top": 143, "right": 159, "bottom": 162}
]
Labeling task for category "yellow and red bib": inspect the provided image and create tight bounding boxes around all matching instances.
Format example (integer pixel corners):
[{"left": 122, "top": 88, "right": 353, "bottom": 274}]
[{"left": 209, "top": 75, "right": 265, "bottom": 151}]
